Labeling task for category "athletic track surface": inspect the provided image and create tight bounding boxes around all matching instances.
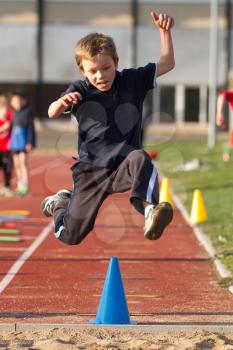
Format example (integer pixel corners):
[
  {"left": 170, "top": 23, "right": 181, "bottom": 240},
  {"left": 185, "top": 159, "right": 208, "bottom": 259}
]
[{"left": 0, "top": 152, "right": 233, "bottom": 325}]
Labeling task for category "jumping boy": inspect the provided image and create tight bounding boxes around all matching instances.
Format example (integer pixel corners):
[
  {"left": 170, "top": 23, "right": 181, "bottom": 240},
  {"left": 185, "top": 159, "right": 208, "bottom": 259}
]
[{"left": 41, "top": 11, "right": 175, "bottom": 244}]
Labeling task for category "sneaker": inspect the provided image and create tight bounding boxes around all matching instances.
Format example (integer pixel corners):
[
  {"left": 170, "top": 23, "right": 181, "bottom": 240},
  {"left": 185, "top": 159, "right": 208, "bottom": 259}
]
[
  {"left": 41, "top": 189, "right": 72, "bottom": 217},
  {"left": 0, "top": 186, "right": 6, "bottom": 196},
  {"left": 144, "top": 202, "right": 173, "bottom": 240},
  {"left": 15, "top": 187, "right": 29, "bottom": 196},
  {"left": 1, "top": 187, "right": 14, "bottom": 197}
]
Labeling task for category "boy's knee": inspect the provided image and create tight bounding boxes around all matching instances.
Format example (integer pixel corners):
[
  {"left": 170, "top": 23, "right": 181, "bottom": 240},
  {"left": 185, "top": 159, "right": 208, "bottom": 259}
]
[
  {"left": 58, "top": 230, "right": 86, "bottom": 245},
  {"left": 129, "top": 149, "right": 151, "bottom": 164},
  {"left": 61, "top": 235, "right": 83, "bottom": 245},
  {"left": 57, "top": 221, "right": 93, "bottom": 245}
]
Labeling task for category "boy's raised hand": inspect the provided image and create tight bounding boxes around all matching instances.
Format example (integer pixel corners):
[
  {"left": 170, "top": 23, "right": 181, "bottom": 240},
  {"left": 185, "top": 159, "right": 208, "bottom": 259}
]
[
  {"left": 216, "top": 114, "right": 226, "bottom": 128},
  {"left": 151, "top": 11, "right": 174, "bottom": 31},
  {"left": 59, "top": 92, "right": 82, "bottom": 108},
  {"left": 48, "top": 91, "right": 83, "bottom": 118}
]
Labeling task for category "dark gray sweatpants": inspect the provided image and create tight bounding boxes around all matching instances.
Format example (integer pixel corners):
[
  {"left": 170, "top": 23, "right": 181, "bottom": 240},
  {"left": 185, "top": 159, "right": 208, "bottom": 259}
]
[{"left": 54, "top": 149, "right": 159, "bottom": 245}]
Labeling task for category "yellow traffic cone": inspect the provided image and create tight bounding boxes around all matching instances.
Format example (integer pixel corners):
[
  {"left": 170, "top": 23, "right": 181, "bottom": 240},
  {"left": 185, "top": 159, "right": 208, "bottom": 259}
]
[
  {"left": 190, "top": 189, "right": 207, "bottom": 224},
  {"left": 159, "top": 177, "right": 174, "bottom": 207}
]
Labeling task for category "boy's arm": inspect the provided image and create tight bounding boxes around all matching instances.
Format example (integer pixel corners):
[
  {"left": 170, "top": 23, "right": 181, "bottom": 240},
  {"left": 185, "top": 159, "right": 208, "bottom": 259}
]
[
  {"left": 151, "top": 11, "right": 175, "bottom": 77},
  {"left": 25, "top": 110, "right": 35, "bottom": 152},
  {"left": 216, "top": 92, "right": 227, "bottom": 127},
  {"left": 0, "top": 120, "right": 10, "bottom": 133},
  {"left": 48, "top": 92, "right": 82, "bottom": 119}
]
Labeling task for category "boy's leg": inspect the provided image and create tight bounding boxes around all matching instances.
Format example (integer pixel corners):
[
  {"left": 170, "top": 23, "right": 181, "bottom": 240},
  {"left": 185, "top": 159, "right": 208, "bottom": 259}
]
[
  {"left": 111, "top": 149, "right": 173, "bottom": 240},
  {"left": 223, "top": 146, "right": 231, "bottom": 162},
  {"left": 0, "top": 153, "right": 4, "bottom": 194},
  {"left": 0, "top": 152, "right": 13, "bottom": 196},
  {"left": 12, "top": 153, "right": 21, "bottom": 190},
  {"left": 6, "top": 152, "right": 13, "bottom": 188},
  {"left": 17, "top": 152, "right": 29, "bottom": 194},
  {"left": 2, "top": 152, "right": 13, "bottom": 188},
  {"left": 1, "top": 152, "right": 8, "bottom": 187},
  {"left": 41, "top": 163, "right": 110, "bottom": 245},
  {"left": 111, "top": 149, "right": 159, "bottom": 212}
]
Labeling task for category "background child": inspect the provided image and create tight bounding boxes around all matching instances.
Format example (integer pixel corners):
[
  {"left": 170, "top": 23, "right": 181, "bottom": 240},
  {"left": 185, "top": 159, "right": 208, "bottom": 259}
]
[
  {"left": 10, "top": 92, "right": 36, "bottom": 195},
  {"left": 41, "top": 10, "right": 175, "bottom": 245},
  {"left": 0, "top": 95, "right": 13, "bottom": 196},
  {"left": 216, "top": 90, "right": 233, "bottom": 161}
]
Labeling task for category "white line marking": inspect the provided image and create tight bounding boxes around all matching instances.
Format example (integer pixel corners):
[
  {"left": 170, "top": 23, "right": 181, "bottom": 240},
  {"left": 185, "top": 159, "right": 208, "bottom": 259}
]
[
  {"left": 0, "top": 220, "right": 54, "bottom": 294},
  {"left": 20, "top": 236, "right": 39, "bottom": 240},
  {"left": 0, "top": 157, "right": 59, "bottom": 292},
  {"left": 158, "top": 170, "right": 233, "bottom": 293},
  {"left": 171, "top": 191, "right": 232, "bottom": 278},
  {"left": 171, "top": 185, "right": 232, "bottom": 284}
]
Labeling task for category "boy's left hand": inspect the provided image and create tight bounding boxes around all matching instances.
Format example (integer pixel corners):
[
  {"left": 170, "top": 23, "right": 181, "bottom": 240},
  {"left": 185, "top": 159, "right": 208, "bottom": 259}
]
[
  {"left": 25, "top": 144, "right": 32, "bottom": 152},
  {"left": 216, "top": 114, "right": 227, "bottom": 128},
  {"left": 151, "top": 11, "right": 174, "bottom": 31}
]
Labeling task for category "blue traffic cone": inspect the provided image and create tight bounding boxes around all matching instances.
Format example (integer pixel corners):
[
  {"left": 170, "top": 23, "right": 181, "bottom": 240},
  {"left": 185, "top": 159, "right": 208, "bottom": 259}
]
[{"left": 91, "top": 257, "right": 136, "bottom": 324}]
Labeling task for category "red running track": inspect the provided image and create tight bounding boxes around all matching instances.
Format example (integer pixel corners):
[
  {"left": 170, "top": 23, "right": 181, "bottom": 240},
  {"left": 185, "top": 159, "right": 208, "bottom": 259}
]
[{"left": 0, "top": 152, "right": 233, "bottom": 325}]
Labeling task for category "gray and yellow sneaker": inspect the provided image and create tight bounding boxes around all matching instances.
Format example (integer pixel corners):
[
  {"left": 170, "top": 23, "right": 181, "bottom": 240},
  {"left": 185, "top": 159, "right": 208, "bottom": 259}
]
[
  {"left": 41, "top": 189, "right": 72, "bottom": 217},
  {"left": 144, "top": 202, "right": 173, "bottom": 240}
]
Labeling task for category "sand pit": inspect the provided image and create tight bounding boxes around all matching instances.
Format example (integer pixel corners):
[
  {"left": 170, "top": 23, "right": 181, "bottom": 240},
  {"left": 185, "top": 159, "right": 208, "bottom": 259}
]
[{"left": 1, "top": 328, "right": 233, "bottom": 349}]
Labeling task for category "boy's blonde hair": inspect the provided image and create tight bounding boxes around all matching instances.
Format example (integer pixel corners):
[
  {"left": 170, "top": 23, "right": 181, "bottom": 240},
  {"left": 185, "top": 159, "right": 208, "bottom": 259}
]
[
  {"left": 74, "top": 33, "right": 119, "bottom": 70},
  {"left": 0, "top": 95, "right": 8, "bottom": 108}
]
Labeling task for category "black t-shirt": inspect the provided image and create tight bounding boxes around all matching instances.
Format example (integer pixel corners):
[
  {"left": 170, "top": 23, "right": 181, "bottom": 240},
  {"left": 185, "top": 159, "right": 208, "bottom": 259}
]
[{"left": 63, "top": 62, "right": 156, "bottom": 168}]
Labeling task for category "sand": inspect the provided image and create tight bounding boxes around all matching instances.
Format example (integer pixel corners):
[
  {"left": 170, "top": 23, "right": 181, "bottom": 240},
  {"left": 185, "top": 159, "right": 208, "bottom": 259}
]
[{"left": 0, "top": 328, "right": 233, "bottom": 349}]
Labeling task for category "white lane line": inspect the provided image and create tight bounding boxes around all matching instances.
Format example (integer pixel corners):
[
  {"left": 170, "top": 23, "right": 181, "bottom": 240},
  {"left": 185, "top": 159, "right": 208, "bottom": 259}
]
[
  {"left": 172, "top": 190, "right": 232, "bottom": 278},
  {"left": 0, "top": 156, "right": 64, "bottom": 292},
  {"left": 0, "top": 220, "right": 54, "bottom": 294},
  {"left": 157, "top": 170, "right": 233, "bottom": 292},
  {"left": 0, "top": 156, "right": 58, "bottom": 292}
]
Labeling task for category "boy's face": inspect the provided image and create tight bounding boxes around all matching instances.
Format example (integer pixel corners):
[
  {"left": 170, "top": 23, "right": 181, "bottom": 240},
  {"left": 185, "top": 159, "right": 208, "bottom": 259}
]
[
  {"left": 10, "top": 96, "right": 25, "bottom": 111},
  {"left": 81, "top": 54, "right": 117, "bottom": 92}
]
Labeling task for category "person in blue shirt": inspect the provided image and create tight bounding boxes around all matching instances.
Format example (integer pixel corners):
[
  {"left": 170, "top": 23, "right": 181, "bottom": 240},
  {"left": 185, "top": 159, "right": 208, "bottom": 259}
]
[
  {"left": 41, "top": 11, "right": 175, "bottom": 245},
  {"left": 10, "top": 93, "right": 36, "bottom": 195}
]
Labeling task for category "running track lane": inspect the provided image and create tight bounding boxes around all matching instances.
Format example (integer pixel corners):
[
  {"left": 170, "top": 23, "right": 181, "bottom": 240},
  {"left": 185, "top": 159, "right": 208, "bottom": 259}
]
[{"left": 0, "top": 153, "right": 233, "bottom": 324}]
